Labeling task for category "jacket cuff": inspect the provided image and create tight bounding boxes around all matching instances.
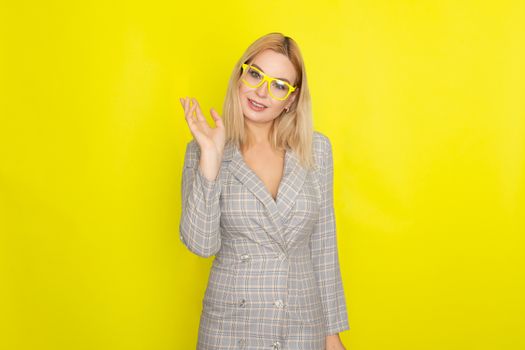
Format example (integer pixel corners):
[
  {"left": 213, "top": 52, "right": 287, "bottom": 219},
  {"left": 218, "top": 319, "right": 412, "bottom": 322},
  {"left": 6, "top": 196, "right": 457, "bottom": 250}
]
[
  {"left": 195, "top": 164, "right": 222, "bottom": 200},
  {"left": 326, "top": 318, "right": 351, "bottom": 336}
]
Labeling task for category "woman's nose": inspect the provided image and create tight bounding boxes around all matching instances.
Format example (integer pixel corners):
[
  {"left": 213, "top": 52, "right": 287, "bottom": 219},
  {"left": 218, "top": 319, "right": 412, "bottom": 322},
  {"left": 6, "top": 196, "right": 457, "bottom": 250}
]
[{"left": 255, "top": 81, "right": 269, "bottom": 98}]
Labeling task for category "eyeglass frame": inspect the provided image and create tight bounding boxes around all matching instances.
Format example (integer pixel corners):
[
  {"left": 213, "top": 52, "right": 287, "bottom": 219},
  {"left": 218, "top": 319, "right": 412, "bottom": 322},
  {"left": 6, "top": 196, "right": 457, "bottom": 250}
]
[{"left": 240, "top": 63, "right": 298, "bottom": 101}]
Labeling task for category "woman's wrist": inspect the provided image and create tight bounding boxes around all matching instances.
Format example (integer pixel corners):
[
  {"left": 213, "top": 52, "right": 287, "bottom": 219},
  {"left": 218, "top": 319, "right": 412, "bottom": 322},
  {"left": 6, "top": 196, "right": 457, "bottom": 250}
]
[{"left": 325, "top": 333, "right": 346, "bottom": 350}]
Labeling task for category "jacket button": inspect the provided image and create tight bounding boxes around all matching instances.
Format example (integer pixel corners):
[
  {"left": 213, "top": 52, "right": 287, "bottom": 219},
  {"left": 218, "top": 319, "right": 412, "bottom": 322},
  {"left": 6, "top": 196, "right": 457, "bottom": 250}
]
[
  {"left": 238, "top": 338, "right": 246, "bottom": 346},
  {"left": 240, "top": 254, "right": 250, "bottom": 261},
  {"left": 274, "top": 299, "right": 284, "bottom": 308},
  {"left": 239, "top": 298, "right": 246, "bottom": 307},
  {"left": 272, "top": 341, "right": 281, "bottom": 349}
]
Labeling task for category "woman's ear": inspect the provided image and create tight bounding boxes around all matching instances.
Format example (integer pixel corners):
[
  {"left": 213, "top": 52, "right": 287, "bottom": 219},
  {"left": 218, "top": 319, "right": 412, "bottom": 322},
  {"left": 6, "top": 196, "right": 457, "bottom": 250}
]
[{"left": 286, "top": 88, "right": 299, "bottom": 109}]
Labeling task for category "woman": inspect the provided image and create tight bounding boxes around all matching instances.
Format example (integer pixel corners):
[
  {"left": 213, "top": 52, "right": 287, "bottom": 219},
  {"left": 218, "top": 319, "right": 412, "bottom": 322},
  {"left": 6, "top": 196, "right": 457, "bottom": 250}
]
[{"left": 179, "top": 32, "right": 349, "bottom": 350}]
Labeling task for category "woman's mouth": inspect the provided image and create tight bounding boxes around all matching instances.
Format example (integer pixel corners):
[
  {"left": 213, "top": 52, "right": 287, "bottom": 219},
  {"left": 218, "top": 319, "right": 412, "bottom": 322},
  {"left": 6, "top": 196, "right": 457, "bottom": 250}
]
[{"left": 248, "top": 98, "right": 267, "bottom": 111}]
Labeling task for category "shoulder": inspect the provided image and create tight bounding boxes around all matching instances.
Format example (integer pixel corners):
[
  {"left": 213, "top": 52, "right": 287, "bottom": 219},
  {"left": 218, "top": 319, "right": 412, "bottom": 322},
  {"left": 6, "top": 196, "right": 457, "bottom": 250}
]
[
  {"left": 311, "top": 131, "right": 333, "bottom": 177},
  {"left": 311, "top": 131, "right": 334, "bottom": 184},
  {"left": 312, "top": 130, "right": 333, "bottom": 161}
]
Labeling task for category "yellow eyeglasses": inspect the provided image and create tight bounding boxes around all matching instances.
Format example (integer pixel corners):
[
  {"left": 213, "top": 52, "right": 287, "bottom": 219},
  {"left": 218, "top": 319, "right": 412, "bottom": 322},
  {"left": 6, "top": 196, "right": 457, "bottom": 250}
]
[{"left": 241, "top": 63, "right": 297, "bottom": 101}]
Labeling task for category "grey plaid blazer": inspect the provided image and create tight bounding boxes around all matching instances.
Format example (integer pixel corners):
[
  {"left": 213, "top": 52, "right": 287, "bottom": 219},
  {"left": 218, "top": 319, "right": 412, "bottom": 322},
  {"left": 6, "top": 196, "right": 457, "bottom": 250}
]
[{"left": 179, "top": 131, "right": 350, "bottom": 350}]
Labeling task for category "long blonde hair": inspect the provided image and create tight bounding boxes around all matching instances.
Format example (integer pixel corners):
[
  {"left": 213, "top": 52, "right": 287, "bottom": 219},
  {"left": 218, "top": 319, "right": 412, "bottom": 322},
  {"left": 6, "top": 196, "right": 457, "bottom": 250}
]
[{"left": 222, "top": 32, "right": 315, "bottom": 170}]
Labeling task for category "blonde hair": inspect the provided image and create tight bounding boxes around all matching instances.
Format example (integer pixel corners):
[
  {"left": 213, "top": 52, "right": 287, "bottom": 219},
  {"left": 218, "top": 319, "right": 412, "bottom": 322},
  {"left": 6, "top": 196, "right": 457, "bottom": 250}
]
[{"left": 222, "top": 32, "right": 315, "bottom": 170}]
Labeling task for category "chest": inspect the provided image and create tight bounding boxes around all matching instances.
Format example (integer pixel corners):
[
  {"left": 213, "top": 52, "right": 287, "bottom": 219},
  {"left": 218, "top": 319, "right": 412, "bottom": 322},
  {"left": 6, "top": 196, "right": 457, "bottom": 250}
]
[
  {"left": 217, "top": 146, "right": 322, "bottom": 246},
  {"left": 242, "top": 150, "right": 285, "bottom": 201}
]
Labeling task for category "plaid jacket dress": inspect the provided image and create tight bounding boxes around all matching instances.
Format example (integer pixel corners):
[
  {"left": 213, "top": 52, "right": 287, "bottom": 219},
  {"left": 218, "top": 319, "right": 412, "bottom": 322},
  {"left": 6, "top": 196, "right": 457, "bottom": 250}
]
[{"left": 180, "top": 131, "right": 350, "bottom": 350}]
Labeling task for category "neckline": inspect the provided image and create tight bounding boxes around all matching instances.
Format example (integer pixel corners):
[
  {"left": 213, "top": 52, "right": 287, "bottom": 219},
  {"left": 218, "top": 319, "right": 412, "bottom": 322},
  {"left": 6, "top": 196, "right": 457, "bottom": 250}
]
[{"left": 236, "top": 145, "right": 290, "bottom": 204}]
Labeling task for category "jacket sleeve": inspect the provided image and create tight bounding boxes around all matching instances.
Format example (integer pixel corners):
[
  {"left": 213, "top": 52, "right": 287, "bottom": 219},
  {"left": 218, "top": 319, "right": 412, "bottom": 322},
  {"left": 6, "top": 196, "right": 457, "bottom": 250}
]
[
  {"left": 179, "top": 139, "right": 222, "bottom": 257},
  {"left": 310, "top": 134, "right": 351, "bottom": 336}
]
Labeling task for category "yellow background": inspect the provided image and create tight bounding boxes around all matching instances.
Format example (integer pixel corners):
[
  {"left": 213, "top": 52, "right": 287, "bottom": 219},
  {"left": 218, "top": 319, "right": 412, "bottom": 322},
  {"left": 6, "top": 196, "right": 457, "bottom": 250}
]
[{"left": 1, "top": 1, "right": 524, "bottom": 349}]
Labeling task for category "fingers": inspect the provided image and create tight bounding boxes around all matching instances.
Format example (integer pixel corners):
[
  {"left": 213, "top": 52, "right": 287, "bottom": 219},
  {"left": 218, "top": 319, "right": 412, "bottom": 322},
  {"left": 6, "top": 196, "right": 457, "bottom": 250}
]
[
  {"left": 186, "top": 97, "right": 195, "bottom": 119},
  {"left": 180, "top": 97, "right": 193, "bottom": 124},
  {"left": 179, "top": 97, "right": 205, "bottom": 122},
  {"left": 210, "top": 107, "right": 224, "bottom": 128},
  {"left": 191, "top": 98, "right": 207, "bottom": 123},
  {"left": 187, "top": 100, "right": 198, "bottom": 121},
  {"left": 180, "top": 97, "right": 194, "bottom": 120},
  {"left": 180, "top": 97, "right": 220, "bottom": 137},
  {"left": 179, "top": 97, "right": 186, "bottom": 111},
  {"left": 181, "top": 97, "right": 214, "bottom": 145},
  {"left": 187, "top": 115, "right": 204, "bottom": 141}
]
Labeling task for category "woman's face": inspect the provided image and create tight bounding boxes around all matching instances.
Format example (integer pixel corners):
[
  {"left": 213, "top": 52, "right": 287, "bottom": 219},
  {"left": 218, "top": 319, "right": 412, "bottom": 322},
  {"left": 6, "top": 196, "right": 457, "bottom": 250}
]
[{"left": 239, "top": 49, "right": 298, "bottom": 125}]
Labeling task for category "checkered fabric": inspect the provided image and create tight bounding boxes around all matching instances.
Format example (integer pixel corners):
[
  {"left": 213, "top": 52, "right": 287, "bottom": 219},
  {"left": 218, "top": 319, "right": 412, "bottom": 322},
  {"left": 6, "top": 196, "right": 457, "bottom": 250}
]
[{"left": 180, "top": 131, "right": 350, "bottom": 349}]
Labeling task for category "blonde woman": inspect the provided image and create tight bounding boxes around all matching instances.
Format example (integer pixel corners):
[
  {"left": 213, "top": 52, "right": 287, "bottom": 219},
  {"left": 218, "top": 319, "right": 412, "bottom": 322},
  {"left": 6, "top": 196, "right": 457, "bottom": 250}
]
[{"left": 179, "top": 32, "right": 349, "bottom": 350}]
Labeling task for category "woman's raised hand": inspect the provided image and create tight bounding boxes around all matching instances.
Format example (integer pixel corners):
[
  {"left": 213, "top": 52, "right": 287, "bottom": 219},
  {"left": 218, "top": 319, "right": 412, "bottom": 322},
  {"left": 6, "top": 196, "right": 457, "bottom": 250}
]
[{"left": 180, "top": 97, "right": 225, "bottom": 181}]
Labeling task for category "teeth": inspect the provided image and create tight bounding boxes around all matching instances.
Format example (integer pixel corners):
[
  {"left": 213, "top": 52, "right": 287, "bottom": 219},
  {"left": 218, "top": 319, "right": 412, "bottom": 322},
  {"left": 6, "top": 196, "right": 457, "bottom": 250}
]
[{"left": 250, "top": 99, "right": 265, "bottom": 108}]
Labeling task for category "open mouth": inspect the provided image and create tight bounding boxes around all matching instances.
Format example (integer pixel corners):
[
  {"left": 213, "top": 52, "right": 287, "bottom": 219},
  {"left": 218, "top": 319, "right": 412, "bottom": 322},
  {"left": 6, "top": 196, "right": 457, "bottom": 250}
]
[{"left": 248, "top": 98, "right": 267, "bottom": 109}]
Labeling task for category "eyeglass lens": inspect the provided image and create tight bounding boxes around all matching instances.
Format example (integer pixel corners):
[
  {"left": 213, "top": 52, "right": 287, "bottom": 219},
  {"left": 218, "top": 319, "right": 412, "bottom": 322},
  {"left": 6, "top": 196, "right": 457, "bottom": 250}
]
[{"left": 243, "top": 66, "right": 290, "bottom": 99}]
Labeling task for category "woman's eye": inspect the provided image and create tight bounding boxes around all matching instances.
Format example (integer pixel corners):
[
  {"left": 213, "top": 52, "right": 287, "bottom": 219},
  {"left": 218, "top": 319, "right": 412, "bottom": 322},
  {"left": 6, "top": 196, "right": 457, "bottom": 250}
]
[
  {"left": 249, "top": 70, "right": 261, "bottom": 78},
  {"left": 274, "top": 82, "right": 286, "bottom": 90}
]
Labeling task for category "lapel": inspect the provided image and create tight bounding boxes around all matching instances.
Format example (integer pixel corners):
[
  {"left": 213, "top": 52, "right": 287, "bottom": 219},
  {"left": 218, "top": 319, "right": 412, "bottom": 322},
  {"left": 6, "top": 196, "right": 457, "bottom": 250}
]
[{"left": 222, "top": 141, "right": 307, "bottom": 252}]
